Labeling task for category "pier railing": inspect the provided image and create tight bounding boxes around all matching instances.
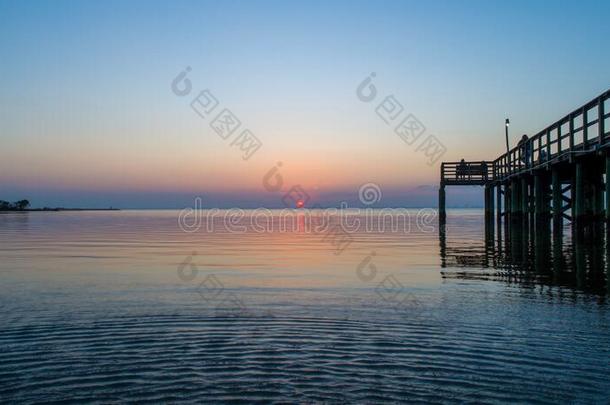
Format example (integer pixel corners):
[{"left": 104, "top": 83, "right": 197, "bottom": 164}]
[
  {"left": 493, "top": 89, "right": 610, "bottom": 181},
  {"left": 441, "top": 161, "right": 492, "bottom": 185}
]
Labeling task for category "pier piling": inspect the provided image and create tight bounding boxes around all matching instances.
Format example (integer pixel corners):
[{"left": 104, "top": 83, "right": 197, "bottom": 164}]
[
  {"left": 552, "top": 169, "right": 562, "bottom": 237},
  {"left": 439, "top": 182, "right": 446, "bottom": 224},
  {"left": 496, "top": 185, "right": 502, "bottom": 241},
  {"left": 484, "top": 185, "right": 494, "bottom": 237},
  {"left": 606, "top": 153, "right": 610, "bottom": 222}
]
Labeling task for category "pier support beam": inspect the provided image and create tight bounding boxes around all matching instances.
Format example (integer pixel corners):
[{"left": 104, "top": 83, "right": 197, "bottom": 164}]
[
  {"left": 521, "top": 176, "right": 530, "bottom": 230},
  {"left": 510, "top": 180, "right": 516, "bottom": 215},
  {"left": 534, "top": 174, "right": 551, "bottom": 226},
  {"left": 503, "top": 183, "right": 510, "bottom": 215},
  {"left": 551, "top": 168, "right": 564, "bottom": 276},
  {"left": 496, "top": 185, "right": 502, "bottom": 241},
  {"left": 439, "top": 183, "right": 446, "bottom": 224},
  {"left": 504, "top": 182, "right": 511, "bottom": 238},
  {"left": 573, "top": 160, "right": 604, "bottom": 239},
  {"left": 485, "top": 185, "right": 494, "bottom": 238},
  {"left": 590, "top": 162, "right": 605, "bottom": 240},
  {"left": 552, "top": 169, "right": 562, "bottom": 237},
  {"left": 534, "top": 173, "right": 551, "bottom": 270},
  {"left": 593, "top": 164, "right": 605, "bottom": 222},
  {"left": 606, "top": 154, "right": 610, "bottom": 222},
  {"left": 574, "top": 162, "right": 585, "bottom": 230}
]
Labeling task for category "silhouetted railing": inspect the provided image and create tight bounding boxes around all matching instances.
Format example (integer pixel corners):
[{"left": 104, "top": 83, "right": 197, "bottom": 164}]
[
  {"left": 441, "top": 161, "right": 492, "bottom": 185},
  {"left": 493, "top": 89, "right": 610, "bottom": 181}
]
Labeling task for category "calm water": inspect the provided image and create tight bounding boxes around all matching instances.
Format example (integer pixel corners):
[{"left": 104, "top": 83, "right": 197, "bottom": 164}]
[{"left": 1, "top": 209, "right": 609, "bottom": 403}]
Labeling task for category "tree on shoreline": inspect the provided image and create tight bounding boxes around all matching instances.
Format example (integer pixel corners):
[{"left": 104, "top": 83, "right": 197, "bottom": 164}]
[
  {"left": 15, "top": 200, "right": 30, "bottom": 210},
  {"left": 0, "top": 199, "right": 31, "bottom": 211}
]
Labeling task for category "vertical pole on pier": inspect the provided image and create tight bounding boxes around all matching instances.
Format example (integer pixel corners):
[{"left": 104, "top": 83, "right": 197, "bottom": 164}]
[
  {"left": 496, "top": 185, "right": 502, "bottom": 241},
  {"left": 575, "top": 163, "right": 583, "bottom": 219},
  {"left": 439, "top": 211, "right": 447, "bottom": 268},
  {"left": 534, "top": 173, "right": 551, "bottom": 271},
  {"left": 534, "top": 174, "right": 543, "bottom": 226},
  {"left": 486, "top": 185, "right": 495, "bottom": 238},
  {"left": 484, "top": 186, "right": 489, "bottom": 220},
  {"left": 534, "top": 174, "right": 551, "bottom": 225},
  {"left": 574, "top": 232, "right": 586, "bottom": 288},
  {"left": 484, "top": 185, "right": 494, "bottom": 262},
  {"left": 520, "top": 177, "right": 528, "bottom": 255},
  {"left": 606, "top": 154, "right": 610, "bottom": 223},
  {"left": 594, "top": 165, "right": 604, "bottom": 222},
  {"left": 572, "top": 162, "right": 585, "bottom": 236},
  {"left": 503, "top": 182, "right": 511, "bottom": 243},
  {"left": 489, "top": 186, "right": 495, "bottom": 230},
  {"left": 551, "top": 168, "right": 564, "bottom": 281},
  {"left": 508, "top": 178, "right": 523, "bottom": 263},
  {"left": 552, "top": 169, "right": 562, "bottom": 237},
  {"left": 606, "top": 230, "right": 610, "bottom": 296},
  {"left": 534, "top": 174, "right": 542, "bottom": 224},
  {"left": 551, "top": 170, "right": 564, "bottom": 277},
  {"left": 439, "top": 183, "right": 446, "bottom": 224},
  {"left": 521, "top": 176, "right": 529, "bottom": 230},
  {"left": 591, "top": 162, "right": 605, "bottom": 239},
  {"left": 600, "top": 96, "right": 606, "bottom": 146},
  {"left": 509, "top": 180, "right": 515, "bottom": 215},
  {"left": 510, "top": 179, "right": 520, "bottom": 220}
]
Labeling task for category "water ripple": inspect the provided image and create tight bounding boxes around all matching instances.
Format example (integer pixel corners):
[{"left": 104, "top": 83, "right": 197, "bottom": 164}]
[
  {"left": 1, "top": 210, "right": 610, "bottom": 402},
  {"left": 0, "top": 314, "right": 608, "bottom": 403}
]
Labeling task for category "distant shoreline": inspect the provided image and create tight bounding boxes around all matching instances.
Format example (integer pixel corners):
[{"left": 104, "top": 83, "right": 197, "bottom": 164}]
[
  {"left": 0, "top": 207, "right": 487, "bottom": 211},
  {"left": 0, "top": 208, "right": 120, "bottom": 212}
]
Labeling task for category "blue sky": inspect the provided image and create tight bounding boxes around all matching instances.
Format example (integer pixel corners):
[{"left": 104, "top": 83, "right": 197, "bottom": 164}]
[{"left": 1, "top": 0, "right": 609, "bottom": 208}]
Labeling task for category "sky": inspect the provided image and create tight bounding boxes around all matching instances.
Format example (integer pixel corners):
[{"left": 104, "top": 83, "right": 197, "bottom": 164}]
[{"left": 1, "top": 0, "right": 609, "bottom": 208}]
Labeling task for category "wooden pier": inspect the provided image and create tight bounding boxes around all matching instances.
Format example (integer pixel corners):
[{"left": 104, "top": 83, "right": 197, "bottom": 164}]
[{"left": 440, "top": 89, "right": 610, "bottom": 243}]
